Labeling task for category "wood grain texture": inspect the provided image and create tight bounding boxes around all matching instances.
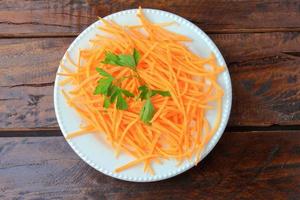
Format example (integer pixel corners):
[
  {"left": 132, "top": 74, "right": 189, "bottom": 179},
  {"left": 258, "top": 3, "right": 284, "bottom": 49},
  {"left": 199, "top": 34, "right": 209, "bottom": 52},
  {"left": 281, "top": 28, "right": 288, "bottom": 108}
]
[
  {"left": 0, "top": 38, "right": 73, "bottom": 129},
  {"left": 0, "top": 131, "right": 299, "bottom": 199},
  {"left": 216, "top": 32, "right": 300, "bottom": 126},
  {"left": 1, "top": 31, "right": 300, "bottom": 129},
  {"left": 1, "top": 0, "right": 300, "bottom": 37}
]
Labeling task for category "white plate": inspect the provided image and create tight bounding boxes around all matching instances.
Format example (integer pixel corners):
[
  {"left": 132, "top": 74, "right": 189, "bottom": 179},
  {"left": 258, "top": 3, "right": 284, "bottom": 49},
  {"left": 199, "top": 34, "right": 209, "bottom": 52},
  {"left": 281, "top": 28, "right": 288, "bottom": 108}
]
[{"left": 54, "top": 9, "right": 232, "bottom": 182}]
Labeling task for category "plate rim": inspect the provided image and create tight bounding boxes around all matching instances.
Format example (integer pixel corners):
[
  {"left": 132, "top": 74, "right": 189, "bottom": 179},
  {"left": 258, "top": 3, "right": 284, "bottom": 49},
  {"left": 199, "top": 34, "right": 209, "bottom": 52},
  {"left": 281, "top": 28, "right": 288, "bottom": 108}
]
[{"left": 54, "top": 8, "right": 232, "bottom": 182}]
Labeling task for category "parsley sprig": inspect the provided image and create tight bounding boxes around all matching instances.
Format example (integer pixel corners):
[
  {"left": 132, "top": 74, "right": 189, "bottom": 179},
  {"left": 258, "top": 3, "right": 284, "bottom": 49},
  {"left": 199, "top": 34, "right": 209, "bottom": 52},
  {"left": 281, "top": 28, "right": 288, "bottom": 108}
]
[
  {"left": 101, "top": 49, "right": 141, "bottom": 71},
  {"left": 95, "top": 49, "right": 171, "bottom": 124},
  {"left": 94, "top": 68, "right": 134, "bottom": 110},
  {"left": 138, "top": 85, "right": 170, "bottom": 124}
]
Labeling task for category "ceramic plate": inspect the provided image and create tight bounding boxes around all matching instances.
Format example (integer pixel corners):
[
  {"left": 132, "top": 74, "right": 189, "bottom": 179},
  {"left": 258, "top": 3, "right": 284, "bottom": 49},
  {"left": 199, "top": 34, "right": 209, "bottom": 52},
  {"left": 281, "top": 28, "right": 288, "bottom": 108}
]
[{"left": 54, "top": 9, "right": 232, "bottom": 182}]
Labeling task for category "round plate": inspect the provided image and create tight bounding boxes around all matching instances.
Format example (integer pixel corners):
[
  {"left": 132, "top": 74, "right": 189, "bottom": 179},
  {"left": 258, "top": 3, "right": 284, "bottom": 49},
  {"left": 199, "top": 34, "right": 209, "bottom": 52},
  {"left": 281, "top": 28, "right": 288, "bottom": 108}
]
[{"left": 54, "top": 9, "right": 232, "bottom": 182}]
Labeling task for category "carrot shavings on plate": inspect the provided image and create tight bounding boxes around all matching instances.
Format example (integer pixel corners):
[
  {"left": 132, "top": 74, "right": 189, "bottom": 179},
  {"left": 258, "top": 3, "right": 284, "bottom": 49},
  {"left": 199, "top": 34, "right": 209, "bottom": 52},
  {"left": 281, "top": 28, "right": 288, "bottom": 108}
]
[{"left": 59, "top": 7, "right": 224, "bottom": 174}]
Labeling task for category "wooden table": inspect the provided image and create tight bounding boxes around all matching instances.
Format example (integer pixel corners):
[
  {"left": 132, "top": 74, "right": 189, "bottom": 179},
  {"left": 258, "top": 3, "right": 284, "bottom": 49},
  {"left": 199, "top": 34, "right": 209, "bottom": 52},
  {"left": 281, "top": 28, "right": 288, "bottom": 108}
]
[{"left": 1, "top": 1, "right": 300, "bottom": 199}]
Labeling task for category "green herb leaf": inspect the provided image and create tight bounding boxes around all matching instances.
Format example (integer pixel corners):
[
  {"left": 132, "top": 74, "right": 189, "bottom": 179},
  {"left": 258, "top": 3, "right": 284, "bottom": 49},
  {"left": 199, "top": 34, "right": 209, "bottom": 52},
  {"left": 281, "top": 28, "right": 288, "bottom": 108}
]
[
  {"left": 122, "top": 90, "right": 134, "bottom": 97},
  {"left": 107, "top": 85, "right": 117, "bottom": 97},
  {"left": 96, "top": 68, "right": 113, "bottom": 78},
  {"left": 151, "top": 90, "right": 171, "bottom": 97},
  {"left": 139, "top": 98, "right": 155, "bottom": 124},
  {"left": 133, "top": 48, "right": 141, "bottom": 65},
  {"left": 138, "top": 85, "right": 149, "bottom": 100},
  {"left": 101, "top": 49, "right": 141, "bottom": 70},
  {"left": 103, "top": 98, "right": 111, "bottom": 108},
  {"left": 97, "top": 49, "right": 170, "bottom": 120},
  {"left": 118, "top": 54, "right": 136, "bottom": 68},
  {"left": 94, "top": 85, "right": 102, "bottom": 95},
  {"left": 101, "top": 52, "right": 119, "bottom": 65},
  {"left": 116, "top": 95, "right": 128, "bottom": 110},
  {"left": 110, "top": 88, "right": 121, "bottom": 103},
  {"left": 94, "top": 77, "right": 114, "bottom": 95},
  {"left": 138, "top": 86, "right": 170, "bottom": 100},
  {"left": 138, "top": 85, "right": 148, "bottom": 91}
]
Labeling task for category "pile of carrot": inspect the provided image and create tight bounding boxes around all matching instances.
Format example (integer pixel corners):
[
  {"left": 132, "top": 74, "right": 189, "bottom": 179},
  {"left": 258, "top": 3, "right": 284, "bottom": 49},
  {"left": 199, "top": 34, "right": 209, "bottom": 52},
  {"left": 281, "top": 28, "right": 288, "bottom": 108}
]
[{"left": 59, "top": 8, "right": 224, "bottom": 174}]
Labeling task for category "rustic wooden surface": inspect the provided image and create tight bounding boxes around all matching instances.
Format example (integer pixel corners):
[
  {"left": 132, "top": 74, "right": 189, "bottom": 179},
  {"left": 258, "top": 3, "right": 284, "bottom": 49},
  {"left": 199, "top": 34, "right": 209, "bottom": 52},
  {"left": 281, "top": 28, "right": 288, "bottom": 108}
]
[
  {"left": 1, "top": 131, "right": 300, "bottom": 200},
  {"left": 1, "top": 0, "right": 300, "bottom": 199},
  {"left": 1, "top": 0, "right": 300, "bottom": 37}
]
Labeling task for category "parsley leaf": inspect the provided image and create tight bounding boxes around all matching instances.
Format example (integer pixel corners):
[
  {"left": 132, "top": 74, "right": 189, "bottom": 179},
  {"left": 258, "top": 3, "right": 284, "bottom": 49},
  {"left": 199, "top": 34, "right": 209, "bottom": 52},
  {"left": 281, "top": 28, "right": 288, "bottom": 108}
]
[
  {"left": 96, "top": 67, "right": 113, "bottom": 78},
  {"left": 151, "top": 90, "right": 171, "bottom": 97},
  {"left": 140, "top": 98, "right": 155, "bottom": 124},
  {"left": 116, "top": 95, "right": 128, "bottom": 110},
  {"left": 122, "top": 90, "right": 135, "bottom": 97},
  {"left": 138, "top": 85, "right": 171, "bottom": 100},
  {"left": 107, "top": 85, "right": 117, "bottom": 97},
  {"left": 103, "top": 97, "right": 111, "bottom": 108},
  {"left": 109, "top": 87, "right": 133, "bottom": 106},
  {"left": 118, "top": 54, "right": 136, "bottom": 68},
  {"left": 94, "top": 67, "right": 133, "bottom": 111},
  {"left": 94, "top": 77, "right": 113, "bottom": 95},
  {"left": 101, "top": 49, "right": 141, "bottom": 70},
  {"left": 101, "top": 52, "right": 119, "bottom": 65},
  {"left": 138, "top": 85, "right": 149, "bottom": 100},
  {"left": 110, "top": 87, "right": 121, "bottom": 103},
  {"left": 137, "top": 86, "right": 170, "bottom": 123},
  {"left": 133, "top": 48, "right": 141, "bottom": 65}
]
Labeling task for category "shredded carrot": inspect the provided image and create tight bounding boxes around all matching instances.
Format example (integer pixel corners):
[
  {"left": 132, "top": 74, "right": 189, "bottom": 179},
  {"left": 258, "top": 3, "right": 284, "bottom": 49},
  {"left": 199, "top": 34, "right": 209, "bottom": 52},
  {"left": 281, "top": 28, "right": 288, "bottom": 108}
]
[
  {"left": 59, "top": 8, "right": 224, "bottom": 174},
  {"left": 66, "top": 125, "right": 95, "bottom": 139},
  {"left": 115, "top": 155, "right": 158, "bottom": 173}
]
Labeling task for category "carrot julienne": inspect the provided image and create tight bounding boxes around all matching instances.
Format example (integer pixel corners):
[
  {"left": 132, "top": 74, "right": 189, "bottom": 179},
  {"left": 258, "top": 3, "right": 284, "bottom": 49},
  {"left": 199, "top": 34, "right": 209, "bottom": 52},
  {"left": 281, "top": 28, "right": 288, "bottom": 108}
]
[{"left": 59, "top": 7, "right": 224, "bottom": 174}]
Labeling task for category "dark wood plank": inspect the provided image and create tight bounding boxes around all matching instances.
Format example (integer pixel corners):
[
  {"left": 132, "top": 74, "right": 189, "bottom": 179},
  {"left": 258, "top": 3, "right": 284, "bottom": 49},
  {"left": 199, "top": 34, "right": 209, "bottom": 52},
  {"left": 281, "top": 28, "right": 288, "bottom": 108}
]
[
  {"left": 0, "top": 131, "right": 299, "bottom": 199},
  {"left": 214, "top": 32, "right": 300, "bottom": 126},
  {"left": 1, "top": 31, "right": 300, "bottom": 129},
  {"left": 1, "top": 0, "right": 300, "bottom": 37},
  {"left": 0, "top": 38, "right": 73, "bottom": 129}
]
